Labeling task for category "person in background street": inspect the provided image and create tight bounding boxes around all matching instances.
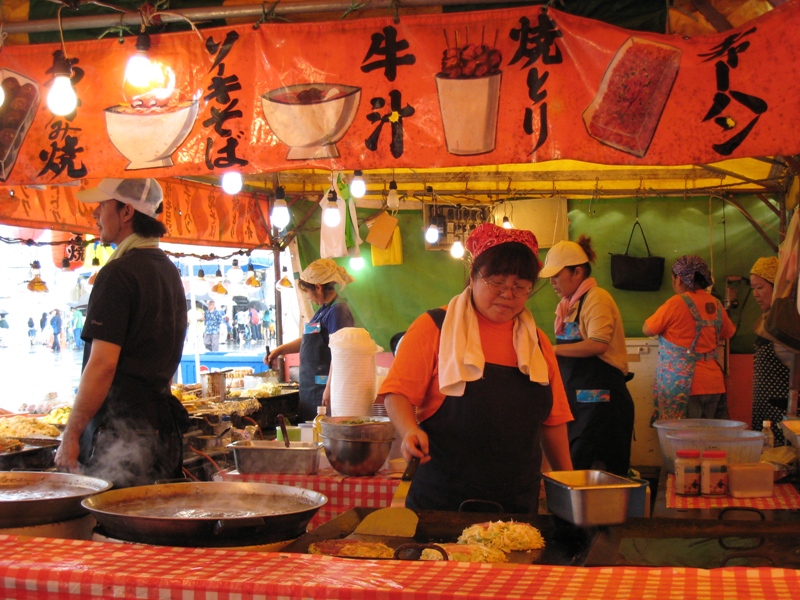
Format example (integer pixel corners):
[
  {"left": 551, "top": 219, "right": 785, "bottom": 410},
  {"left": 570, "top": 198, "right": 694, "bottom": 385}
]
[
  {"left": 71, "top": 307, "right": 85, "bottom": 350},
  {"left": 249, "top": 306, "right": 262, "bottom": 342},
  {"left": 38, "top": 312, "right": 47, "bottom": 345},
  {"left": 235, "top": 308, "right": 250, "bottom": 344},
  {"left": 539, "top": 236, "right": 634, "bottom": 477},
  {"left": 265, "top": 258, "right": 355, "bottom": 422},
  {"left": 380, "top": 224, "right": 573, "bottom": 513},
  {"left": 27, "top": 317, "right": 36, "bottom": 346},
  {"left": 203, "top": 300, "right": 225, "bottom": 352},
  {"left": 56, "top": 178, "right": 189, "bottom": 488},
  {"left": 750, "top": 256, "right": 793, "bottom": 445},
  {"left": 50, "top": 309, "right": 62, "bottom": 353},
  {"left": 644, "top": 255, "right": 736, "bottom": 422},
  {"left": 0, "top": 313, "right": 8, "bottom": 348}
]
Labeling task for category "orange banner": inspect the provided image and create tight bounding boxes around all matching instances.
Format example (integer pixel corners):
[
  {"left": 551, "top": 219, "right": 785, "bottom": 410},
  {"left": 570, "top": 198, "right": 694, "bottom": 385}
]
[
  {"left": 0, "top": 179, "right": 272, "bottom": 249},
  {"left": 0, "top": 4, "right": 796, "bottom": 183}
]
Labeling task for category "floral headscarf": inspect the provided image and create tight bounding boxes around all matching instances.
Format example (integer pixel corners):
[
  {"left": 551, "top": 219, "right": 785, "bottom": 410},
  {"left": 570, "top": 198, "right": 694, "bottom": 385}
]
[
  {"left": 300, "top": 258, "right": 355, "bottom": 290},
  {"left": 750, "top": 256, "right": 779, "bottom": 285},
  {"left": 672, "top": 255, "right": 712, "bottom": 290}
]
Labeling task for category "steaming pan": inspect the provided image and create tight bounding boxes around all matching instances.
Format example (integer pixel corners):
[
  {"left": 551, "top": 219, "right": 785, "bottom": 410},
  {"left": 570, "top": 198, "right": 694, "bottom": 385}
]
[
  {"left": 82, "top": 481, "right": 327, "bottom": 547},
  {"left": 0, "top": 471, "right": 112, "bottom": 528}
]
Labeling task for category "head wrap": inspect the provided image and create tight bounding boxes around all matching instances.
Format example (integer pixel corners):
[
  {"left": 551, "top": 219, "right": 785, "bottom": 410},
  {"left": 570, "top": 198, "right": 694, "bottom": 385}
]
[
  {"left": 465, "top": 223, "right": 539, "bottom": 259},
  {"left": 750, "top": 256, "right": 779, "bottom": 285},
  {"left": 672, "top": 255, "right": 712, "bottom": 290},
  {"left": 300, "top": 258, "right": 355, "bottom": 290}
]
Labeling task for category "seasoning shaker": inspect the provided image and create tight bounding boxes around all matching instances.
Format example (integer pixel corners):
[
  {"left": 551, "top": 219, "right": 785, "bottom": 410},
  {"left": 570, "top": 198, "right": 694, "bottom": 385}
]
[
  {"left": 674, "top": 449, "right": 701, "bottom": 496},
  {"left": 700, "top": 450, "right": 728, "bottom": 496}
]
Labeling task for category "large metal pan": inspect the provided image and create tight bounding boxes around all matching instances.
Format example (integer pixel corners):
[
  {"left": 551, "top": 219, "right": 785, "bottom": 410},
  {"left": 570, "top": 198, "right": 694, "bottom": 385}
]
[
  {"left": 82, "top": 481, "right": 327, "bottom": 547},
  {"left": 0, "top": 438, "right": 60, "bottom": 471},
  {"left": 0, "top": 471, "right": 112, "bottom": 528}
]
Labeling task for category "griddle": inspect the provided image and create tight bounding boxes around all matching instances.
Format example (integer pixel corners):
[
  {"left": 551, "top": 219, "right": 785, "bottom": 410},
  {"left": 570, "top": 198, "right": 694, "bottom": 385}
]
[
  {"left": 0, "top": 438, "right": 59, "bottom": 471},
  {"left": 281, "top": 507, "right": 598, "bottom": 565}
]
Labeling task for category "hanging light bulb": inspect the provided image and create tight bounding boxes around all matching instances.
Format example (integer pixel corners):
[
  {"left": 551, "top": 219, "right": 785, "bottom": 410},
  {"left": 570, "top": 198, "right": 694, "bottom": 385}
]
[
  {"left": 450, "top": 229, "right": 465, "bottom": 258},
  {"left": 210, "top": 269, "right": 228, "bottom": 295},
  {"left": 47, "top": 50, "right": 77, "bottom": 116},
  {"left": 502, "top": 216, "right": 513, "bottom": 229},
  {"left": 425, "top": 210, "right": 441, "bottom": 245},
  {"left": 386, "top": 180, "right": 400, "bottom": 210},
  {"left": 226, "top": 258, "right": 244, "bottom": 284},
  {"left": 350, "top": 256, "right": 365, "bottom": 270},
  {"left": 0, "top": 84, "right": 5, "bottom": 109},
  {"left": 124, "top": 32, "right": 153, "bottom": 89},
  {"left": 271, "top": 186, "right": 291, "bottom": 230},
  {"left": 276, "top": 266, "right": 294, "bottom": 292},
  {"left": 350, "top": 170, "right": 366, "bottom": 199},
  {"left": 26, "top": 260, "right": 49, "bottom": 293},
  {"left": 245, "top": 264, "right": 261, "bottom": 288},
  {"left": 323, "top": 189, "right": 341, "bottom": 227},
  {"left": 222, "top": 171, "right": 243, "bottom": 195}
]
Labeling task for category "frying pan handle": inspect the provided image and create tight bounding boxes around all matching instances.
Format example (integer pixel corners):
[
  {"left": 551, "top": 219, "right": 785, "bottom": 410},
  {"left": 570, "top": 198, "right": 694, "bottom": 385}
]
[
  {"left": 458, "top": 499, "right": 504, "bottom": 513},
  {"left": 393, "top": 542, "right": 449, "bottom": 561},
  {"left": 214, "top": 517, "right": 267, "bottom": 535}
]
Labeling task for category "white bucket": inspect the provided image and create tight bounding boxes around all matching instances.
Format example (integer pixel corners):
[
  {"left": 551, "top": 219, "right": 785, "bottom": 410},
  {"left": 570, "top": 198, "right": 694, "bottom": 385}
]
[{"left": 329, "top": 327, "right": 382, "bottom": 417}]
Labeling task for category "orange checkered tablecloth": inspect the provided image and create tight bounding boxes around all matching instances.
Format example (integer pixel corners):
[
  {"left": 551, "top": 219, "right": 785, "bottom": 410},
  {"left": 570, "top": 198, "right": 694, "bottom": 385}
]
[
  {"left": 221, "top": 468, "right": 400, "bottom": 529},
  {"left": 666, "top": 474, "right": 800, "bottom": 509},
  {"left": 2, "top": 535, "right": 800, "bottom": 600}
]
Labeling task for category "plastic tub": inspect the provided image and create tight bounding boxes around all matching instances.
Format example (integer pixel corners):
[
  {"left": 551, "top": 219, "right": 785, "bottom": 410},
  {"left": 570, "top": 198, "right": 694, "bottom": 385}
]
[
  {"left": 665, "top": 430, "right": 764, "bottom": 471},
  {"left": 728, "top": 462, "right": 774, "bottom": 498},
  {"left": 653, "top": 419, "right": 747, "bottom": 473}
]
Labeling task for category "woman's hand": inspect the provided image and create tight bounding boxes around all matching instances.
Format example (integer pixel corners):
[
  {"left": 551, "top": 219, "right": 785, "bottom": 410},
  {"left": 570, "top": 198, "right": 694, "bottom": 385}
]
[
  {"left": 54, "top": 435, "right": 81, "bottom": 474},
  {"left": 401, "top": 428, "right": 431, "bottom": 464}
]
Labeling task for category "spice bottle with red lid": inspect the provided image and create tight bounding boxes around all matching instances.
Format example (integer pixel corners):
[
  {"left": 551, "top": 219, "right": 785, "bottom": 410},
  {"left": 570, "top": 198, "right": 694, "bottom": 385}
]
[
  {"left": 700, "top": 450, "right": 728, "bottom": 496},
  {"left": 675, "top": 449, "right": 701, "bottom": 495}
]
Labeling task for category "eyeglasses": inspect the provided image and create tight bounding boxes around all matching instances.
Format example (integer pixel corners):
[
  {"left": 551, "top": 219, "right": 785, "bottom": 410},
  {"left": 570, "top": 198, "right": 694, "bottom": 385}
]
[{"left": 478, "top": 274, "right": 533, "bottom": 298}]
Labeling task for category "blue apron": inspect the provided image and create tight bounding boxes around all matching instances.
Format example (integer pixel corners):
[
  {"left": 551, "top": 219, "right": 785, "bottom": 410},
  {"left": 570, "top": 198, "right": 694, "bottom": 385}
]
[
  {"left": 298, "top": 300, "right": 338, "bottom": 423},
  {"left": 406, "top": 308, "right": 553, "bottom": 514},
  {"left": 555, "top": 292, "right": 634, "bottom": 477},
  {"left": 651, "top": 294, "right": 723, "bottom": 422}
]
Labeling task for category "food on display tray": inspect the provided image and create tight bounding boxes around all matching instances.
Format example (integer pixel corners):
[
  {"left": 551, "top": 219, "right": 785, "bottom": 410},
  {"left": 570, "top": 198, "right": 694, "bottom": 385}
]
[
  {"left": 308, "top": 539, "right": 395, "bottom": 559},
  {"left": 421, "top": 543, "right": 508, "bottom": 563},
  {"left": 0, "top": 437, "right": 24, "bottom": 453},
  {"left": 42, "top": 406, "right": 72, "bottom": 426},
  {"left": 0, "top": 415, "right": 61, "bottom": 438},
  {"left": 457, "top": 521, "right": 546, "bottom": 552}
]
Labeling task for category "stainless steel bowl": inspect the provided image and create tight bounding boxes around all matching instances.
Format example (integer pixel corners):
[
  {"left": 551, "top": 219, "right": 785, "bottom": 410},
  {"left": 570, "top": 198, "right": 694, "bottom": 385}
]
[{"left": 321, "top": 435, "right": 392, "bottom": 476}]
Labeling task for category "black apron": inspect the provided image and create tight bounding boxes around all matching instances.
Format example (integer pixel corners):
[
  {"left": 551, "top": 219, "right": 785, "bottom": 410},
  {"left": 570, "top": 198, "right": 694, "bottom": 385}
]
[
  {"left": 555, "top": 292, "right": 634, "bottom": 477},
  {"left": 407, "top": 309, "right": 553, "bottom": 514},
  {"left": 79, "top": 374, "right": 190, "bottom": 489},
  {"left": 298, "top": 301, "right": 338, "bottom": 423}
]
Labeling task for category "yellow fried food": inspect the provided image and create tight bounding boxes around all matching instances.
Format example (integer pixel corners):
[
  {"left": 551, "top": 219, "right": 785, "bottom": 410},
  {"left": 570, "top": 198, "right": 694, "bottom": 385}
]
[
  {"left": 458, "top": 521, "right": 545, "bottom": 552},
  {"left": 0, "top": 415, "right": 61, "bottom": 438}
]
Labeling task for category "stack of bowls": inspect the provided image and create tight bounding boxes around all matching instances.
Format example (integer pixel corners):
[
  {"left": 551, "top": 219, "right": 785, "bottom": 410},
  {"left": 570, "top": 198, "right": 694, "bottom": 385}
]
[{"left": 653, "top": 419, "right": 748, "bottom": 473}]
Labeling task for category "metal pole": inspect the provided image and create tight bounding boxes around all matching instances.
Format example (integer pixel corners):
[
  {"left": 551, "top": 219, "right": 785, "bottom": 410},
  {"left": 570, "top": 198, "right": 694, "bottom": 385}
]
[
  {"left": 788, "top": 355, "right": 799, "bottom": 417},
  {"left": 0, "top": 0, "right": 517, "bottom": 35}
]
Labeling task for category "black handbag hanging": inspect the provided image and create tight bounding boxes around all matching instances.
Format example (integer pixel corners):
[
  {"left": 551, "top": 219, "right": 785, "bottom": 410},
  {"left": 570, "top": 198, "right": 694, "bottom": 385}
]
[{"left": 610, "top": 219, "right": 665, "bottom": 291}]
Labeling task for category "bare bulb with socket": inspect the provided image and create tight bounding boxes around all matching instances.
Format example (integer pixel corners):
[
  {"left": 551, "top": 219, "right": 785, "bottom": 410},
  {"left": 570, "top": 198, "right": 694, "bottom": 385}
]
[
  {"left": 222, "top": 172, "right": 243, "bottom": 195},
  {"left": 323, "top": 200, "right": 341, "bottom": 227},
  {"left": 47, "top": 76, "right": 78, "bottom": 116},
  {"left": 425, "top": 224, "right": 440, "bottom": 244}
]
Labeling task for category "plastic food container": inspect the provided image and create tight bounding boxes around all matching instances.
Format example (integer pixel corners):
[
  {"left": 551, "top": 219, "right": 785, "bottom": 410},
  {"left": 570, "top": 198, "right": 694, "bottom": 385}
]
[
  {"left": 542, "top": 470, "right": 640, "bottom": 526},
  {"left": 780, "top": 418, "right": 800, "bottom": 447},
  {"left": 728, "top": 463, "right": 774, "bottom": 498},
  {"left": 653, "top": 419, "right": 748, "bottom": 473},
  {"left": 228, "top": 440, "right": 321, "bottom": 474},
  {"left": 666, "top": 430, "right": 764, "bottom": 471}
]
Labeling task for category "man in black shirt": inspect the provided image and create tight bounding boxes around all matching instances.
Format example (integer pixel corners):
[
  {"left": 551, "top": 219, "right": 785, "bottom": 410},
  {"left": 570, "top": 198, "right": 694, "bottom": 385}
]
[{"left": 56, "top": 178, "right": 188, "bottom": 488}]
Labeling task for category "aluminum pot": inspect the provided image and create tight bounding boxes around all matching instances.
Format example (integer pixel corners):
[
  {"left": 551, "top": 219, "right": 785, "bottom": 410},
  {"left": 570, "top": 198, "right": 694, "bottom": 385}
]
[
  {"left": 0, "top": 471, "right": 112, "bottom": 528},
  {"left": 81, "top": 481, "right": 327, "bottom": 547},
  {"left": 321, "top": 435, "right": 392, "bottom": 476}
]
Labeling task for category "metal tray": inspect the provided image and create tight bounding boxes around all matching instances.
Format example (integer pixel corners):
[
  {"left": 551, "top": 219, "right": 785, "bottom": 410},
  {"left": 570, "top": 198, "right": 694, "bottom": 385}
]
[
  {"left": 0, "top": 438, "right": 59, "bottom": 471},
  {"left": 543, "top": 470, "right": 640, "bottom": 527},
  {"left": 228, "top": 440, "right": 321, "bottom": 475}
]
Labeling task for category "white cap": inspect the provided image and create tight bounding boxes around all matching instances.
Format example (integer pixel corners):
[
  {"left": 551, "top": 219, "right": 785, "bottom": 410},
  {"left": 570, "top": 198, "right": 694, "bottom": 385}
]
[
  {"left": 76, "top": 178, "right": 163, "bottom": 218},
  {"left": 539, "top": 240, "right": 590, "bottom": 278}
]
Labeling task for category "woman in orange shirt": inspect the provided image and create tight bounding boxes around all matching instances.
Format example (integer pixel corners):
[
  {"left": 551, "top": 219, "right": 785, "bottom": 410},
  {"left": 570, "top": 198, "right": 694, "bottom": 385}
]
[
  {"left": 379, "top": 223, "right": 573, "bottom": 514},
  {"left": 643, "top": 255, "right": 736, "bottom": 422}
]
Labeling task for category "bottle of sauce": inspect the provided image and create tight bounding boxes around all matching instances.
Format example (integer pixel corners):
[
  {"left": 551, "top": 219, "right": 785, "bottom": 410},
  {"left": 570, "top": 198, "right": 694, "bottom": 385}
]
[
  {"left": 674, "top": 449, "right": 701, "bottom": 495},
  {"left": 700, "top": 450, "right": 728, "bottom": 496},
  {"left": 313, "top": 405, "right": 327, "bottom": 443},
  {"left": 763, "top": 420, "right": 775, "bottom": 449}
]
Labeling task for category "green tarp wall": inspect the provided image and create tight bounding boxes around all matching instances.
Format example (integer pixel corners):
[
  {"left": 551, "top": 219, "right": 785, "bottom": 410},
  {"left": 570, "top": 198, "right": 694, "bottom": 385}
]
[{"left": 294, "top": 195, "right": 778, "bottom": 355}]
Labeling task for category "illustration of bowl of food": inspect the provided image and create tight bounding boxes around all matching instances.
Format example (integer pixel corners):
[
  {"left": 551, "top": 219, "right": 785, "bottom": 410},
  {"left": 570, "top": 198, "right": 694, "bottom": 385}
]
[
  {"left": 105, "top": 61, "right": 199, "bottom": 170},
  {"left": 262, "top": 83, "right": 361, "bottom": 159},
  {"left": 436, "top": 31, "right": 502, "bottom": 156}
]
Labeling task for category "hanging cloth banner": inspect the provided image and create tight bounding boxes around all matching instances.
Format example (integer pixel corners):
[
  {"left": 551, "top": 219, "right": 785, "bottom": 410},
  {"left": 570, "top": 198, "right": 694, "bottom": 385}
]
[
  {"left": 0, "top": 3, "right": 797, "bottom": 186},
  {"left": 0, "top": 178, "right": 272, "bottom": 249}
]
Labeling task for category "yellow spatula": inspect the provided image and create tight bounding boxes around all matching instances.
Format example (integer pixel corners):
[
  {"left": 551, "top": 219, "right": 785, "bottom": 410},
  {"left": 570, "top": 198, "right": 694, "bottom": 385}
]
[{"left": 352, "top": 456, "right": 420, "bottom": 537}]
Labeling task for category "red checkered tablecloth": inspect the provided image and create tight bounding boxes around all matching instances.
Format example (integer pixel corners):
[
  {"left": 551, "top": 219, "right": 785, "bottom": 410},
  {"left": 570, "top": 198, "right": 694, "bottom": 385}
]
[
  {"left": 2, "top": 535, "right": 800, "bottom": 599},
  {"left": 666, "top": 474, "right": 800, "bottom": 509},
  {"left": 221, "top": 468, "right": 400, "bottom": 528}
]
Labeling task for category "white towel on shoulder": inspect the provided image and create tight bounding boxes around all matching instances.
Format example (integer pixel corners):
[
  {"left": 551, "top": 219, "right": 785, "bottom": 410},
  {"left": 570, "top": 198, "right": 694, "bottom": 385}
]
[{"left": 438, "top": 288, "right": 550, "bottom": 397}]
